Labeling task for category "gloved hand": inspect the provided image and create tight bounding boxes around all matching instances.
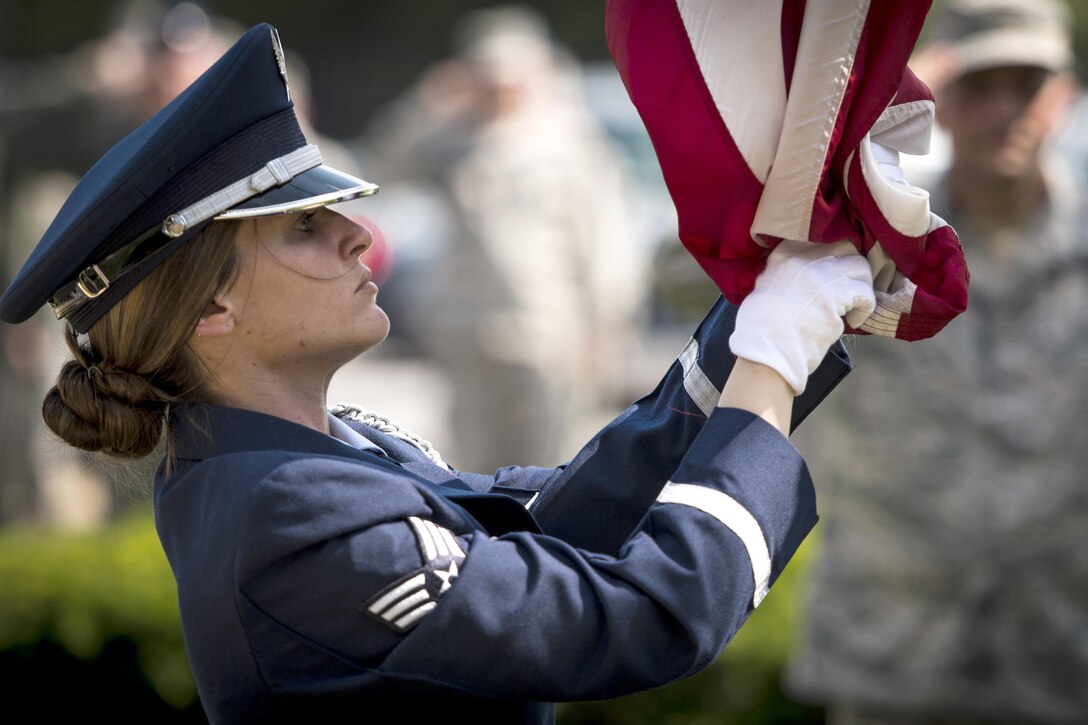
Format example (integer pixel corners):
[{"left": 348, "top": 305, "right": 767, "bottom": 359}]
[{"left": 730, "top": 240, "right": 875, "bottom": 395}]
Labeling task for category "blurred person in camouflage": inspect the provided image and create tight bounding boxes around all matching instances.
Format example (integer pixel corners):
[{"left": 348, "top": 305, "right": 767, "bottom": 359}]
[
  {"left": 368, "top": 6, "right": 645, "bottom": 473},
  {"left": 786, "top": 1, "right": 1088, "bottom": 723}
]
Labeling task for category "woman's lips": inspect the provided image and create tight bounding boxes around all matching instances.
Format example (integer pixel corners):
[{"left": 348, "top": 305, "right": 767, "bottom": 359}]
[{"left": 355, "top": 268, "right": 378, "bottom": 293}]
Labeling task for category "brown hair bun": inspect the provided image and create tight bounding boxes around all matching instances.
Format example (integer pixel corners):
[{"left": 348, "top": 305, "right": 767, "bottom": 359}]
[
  {"left": 40, "top": 219, "right": 241, "bottom": 461},
  {"left": 43, "top": 358, "right": 168, "bottom": 458}
]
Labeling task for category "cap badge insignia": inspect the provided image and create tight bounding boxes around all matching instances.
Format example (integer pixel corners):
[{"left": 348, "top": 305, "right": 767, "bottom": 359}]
[{"left": 270, "top": 27, "right": 291, "bottom": 102}]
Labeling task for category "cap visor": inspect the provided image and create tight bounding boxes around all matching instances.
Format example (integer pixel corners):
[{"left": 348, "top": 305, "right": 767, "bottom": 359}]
[
  {"left": 215, "top": 164, "right": 378, "bottom": 219},
  {"left": 955, "top": 31, "right": 1072, "bottom": 76}
]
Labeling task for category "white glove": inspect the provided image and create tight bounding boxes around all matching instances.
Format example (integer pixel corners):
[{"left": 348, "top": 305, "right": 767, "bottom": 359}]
[{"left": 730, "top": 240, "right": 876, "bottom": 395}]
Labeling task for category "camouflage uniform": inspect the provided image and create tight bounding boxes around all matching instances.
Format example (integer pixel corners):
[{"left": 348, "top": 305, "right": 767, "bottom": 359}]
[{"left": 787, "top": 160, "right": 1088, "bottom": 723}]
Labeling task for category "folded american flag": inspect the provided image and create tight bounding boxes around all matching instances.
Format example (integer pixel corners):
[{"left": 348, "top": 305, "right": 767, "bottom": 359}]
[{"left": 607, "top": 0, "right": 969, "bottom": 340}]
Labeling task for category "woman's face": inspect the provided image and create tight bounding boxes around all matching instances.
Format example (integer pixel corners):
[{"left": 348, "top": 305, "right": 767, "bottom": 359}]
[{"left": 223, "top": 208, "right": 390, "bottom": 374}]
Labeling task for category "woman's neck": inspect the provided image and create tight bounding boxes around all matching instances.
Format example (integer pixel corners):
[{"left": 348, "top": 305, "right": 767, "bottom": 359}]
[{"left": 205, "top": 361, "right": 335, "bottom": 434}]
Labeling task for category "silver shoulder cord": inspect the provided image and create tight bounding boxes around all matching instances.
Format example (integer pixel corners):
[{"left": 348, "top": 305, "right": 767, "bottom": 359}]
[{"left": 329, "top": 403, "right": 450, "bottom": 470}]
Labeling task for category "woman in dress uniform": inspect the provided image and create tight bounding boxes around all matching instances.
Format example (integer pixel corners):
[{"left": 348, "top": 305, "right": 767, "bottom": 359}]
[{"left": 0, "top": 24, "right": 875, "bottom": 724}]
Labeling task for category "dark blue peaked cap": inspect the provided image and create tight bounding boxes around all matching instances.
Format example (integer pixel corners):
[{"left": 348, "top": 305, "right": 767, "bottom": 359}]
[{"left": 0, "top": 23, "right": 377, "bottom": 333}]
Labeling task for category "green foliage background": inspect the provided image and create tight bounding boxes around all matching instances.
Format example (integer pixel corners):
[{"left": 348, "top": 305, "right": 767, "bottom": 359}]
[{"left": 0, "top": 513, "right": 202, "bottom": 718}]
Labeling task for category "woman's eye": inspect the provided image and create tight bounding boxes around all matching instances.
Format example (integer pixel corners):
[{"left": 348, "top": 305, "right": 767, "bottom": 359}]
[{"left": 295, "top": 211, "right": 317, "bottom": 232}]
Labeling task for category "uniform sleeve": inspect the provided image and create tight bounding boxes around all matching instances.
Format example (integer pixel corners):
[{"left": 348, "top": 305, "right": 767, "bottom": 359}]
[
  {"left": 452, "top": 296, "right": 847, "bottom": 554},
  {"left": 235, "top": 406, "right": 816, "bottom": 703},
  {"left": 531, "top": 295, "right": 849, "bottom": 553}
]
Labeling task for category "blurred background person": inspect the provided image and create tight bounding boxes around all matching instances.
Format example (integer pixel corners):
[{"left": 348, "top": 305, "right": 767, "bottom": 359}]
[
  {"left": 366, "top": 5, "right": 647, "bottom": 473},
  {"left": 785, "top": 1, "right": 1088, "bottom": 723}
]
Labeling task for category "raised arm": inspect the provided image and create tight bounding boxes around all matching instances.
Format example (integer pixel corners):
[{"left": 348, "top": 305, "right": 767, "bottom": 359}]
[{"left": 532, "top": 240, "right": 875, "bottom": 552}]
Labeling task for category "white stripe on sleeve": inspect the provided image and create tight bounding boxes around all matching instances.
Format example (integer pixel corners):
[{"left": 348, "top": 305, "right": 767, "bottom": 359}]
[
  {"left": 437, "top": 526, "right": 465, "bottom": 559},
  {"left": 408, "top": 516, "right": 438, "bottom": 561},
  {"left": 425, "top": 520, "right": 451, "bottom": 558},
  {"left": 395, "top": 601, "right": 437, "bottom": 630},
  {"left": 678, "top": 337, "right": 721, "bottom": 417},
  {"left": 657, "top": 481, "right": 772, "bottom": 607},
  {"left": 367, "top": 572, "right": 427, "bottom": 615}
]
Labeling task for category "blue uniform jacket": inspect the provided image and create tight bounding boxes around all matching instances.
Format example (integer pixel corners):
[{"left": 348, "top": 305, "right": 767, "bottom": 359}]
[{"left": 153, "top": 298, "right": 851, "bottom": 723}]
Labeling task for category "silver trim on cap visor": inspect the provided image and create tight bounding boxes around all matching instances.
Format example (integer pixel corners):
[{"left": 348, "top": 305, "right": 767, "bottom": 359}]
[{"left": 214, "top": 182, "right": 379, "bottom": 219}]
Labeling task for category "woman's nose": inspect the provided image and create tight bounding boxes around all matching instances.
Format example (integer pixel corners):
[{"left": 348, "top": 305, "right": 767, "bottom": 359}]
[{"left": 340, "top": 218, "right": 373, "bottom": 261}]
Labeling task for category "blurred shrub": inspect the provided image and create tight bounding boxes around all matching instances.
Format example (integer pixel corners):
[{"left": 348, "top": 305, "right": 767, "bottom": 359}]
[{"left": 0, "top": 513, "right": 203, "bottom": 721}]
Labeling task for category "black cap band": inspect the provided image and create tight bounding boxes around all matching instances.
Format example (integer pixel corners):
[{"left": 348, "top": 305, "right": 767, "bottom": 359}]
[{"left": 56, "top": 108, "right": 305, "bottom": 333}]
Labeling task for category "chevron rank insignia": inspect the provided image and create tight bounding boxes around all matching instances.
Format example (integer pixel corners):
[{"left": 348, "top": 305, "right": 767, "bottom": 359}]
[{"left": 364, "top": 516, "right": 467, "bottom": 632}]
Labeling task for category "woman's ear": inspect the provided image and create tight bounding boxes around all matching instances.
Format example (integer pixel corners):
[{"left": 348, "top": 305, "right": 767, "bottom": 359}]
[{"left": 194, "top": 296, "right": 235, "bottom": 337}]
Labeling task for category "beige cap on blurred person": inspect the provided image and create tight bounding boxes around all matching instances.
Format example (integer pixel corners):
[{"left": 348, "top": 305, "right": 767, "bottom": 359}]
[
  {"left": 936, "top": 0, "right": 1073, "bottom": 76},
  {"left": 454, "top": 6, "right": 555, "bottom": 87}
]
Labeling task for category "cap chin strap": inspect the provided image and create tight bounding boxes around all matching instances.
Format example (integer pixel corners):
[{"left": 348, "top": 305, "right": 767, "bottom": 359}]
[
  {"left": 49, "top": 144, "right": 324, "bottom": 321},
  {"left": 161, "top": 144, "right": 323, "bottom": 238}
]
